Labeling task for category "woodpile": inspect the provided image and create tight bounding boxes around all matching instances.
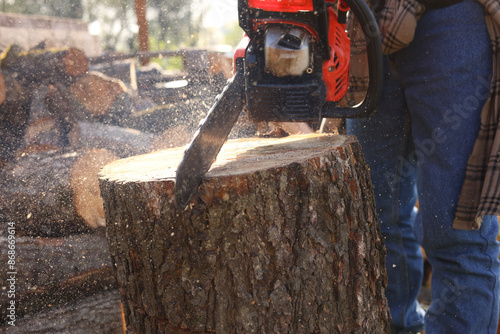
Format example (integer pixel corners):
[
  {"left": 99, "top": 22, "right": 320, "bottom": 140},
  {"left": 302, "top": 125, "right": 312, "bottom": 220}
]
[
  {"left": 0, "top": 44, "right": 202, "bottom": 237},
  {"left": 0, "top": 233, "right": 118, "bottom": 328},
  {"left": 4, "top": 290, "right": 123, "bottom": 334},
  {"left": 0, "top": 43, "right": 264, "bottom": 236},
  {"left": 0, "top": 44, "right": 153, "bottom": 331}
]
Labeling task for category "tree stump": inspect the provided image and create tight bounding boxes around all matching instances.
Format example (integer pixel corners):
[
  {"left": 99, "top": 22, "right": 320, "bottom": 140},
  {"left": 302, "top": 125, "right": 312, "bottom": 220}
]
[{"left": 99, "top": 134, "right": 390, "bottom": 334}]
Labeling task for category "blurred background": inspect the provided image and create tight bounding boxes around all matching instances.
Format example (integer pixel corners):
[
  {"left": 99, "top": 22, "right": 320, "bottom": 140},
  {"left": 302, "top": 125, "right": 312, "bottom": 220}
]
[{"left": 0, "top": 0, "right": 240, "bottom": 58}]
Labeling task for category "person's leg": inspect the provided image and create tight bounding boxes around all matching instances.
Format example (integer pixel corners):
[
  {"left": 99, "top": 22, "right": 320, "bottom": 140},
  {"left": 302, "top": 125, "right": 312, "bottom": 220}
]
[
  {"left": 398, "top": 2, "right": 500, "bottom": 332},
  {"left": 347, "top": 58, "right": 425, "bottom": 333}
]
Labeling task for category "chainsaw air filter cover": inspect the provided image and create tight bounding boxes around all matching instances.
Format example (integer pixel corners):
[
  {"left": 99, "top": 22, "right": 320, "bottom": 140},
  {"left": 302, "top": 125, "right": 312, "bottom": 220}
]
[{"left": 265, "top": 26, "right": 312, "bottom": 77}]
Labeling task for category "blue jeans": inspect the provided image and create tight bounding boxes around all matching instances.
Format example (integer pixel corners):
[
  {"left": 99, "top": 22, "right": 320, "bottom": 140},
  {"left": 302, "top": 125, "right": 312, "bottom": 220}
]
[{"left": 347, "top": 2, "right": 500, "bottom": 333}]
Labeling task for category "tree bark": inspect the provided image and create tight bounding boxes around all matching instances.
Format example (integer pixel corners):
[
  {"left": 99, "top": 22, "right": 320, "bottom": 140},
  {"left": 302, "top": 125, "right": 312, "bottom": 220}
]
[
  {"left": 0, "top": 148, "right": 118, "bottom": 237},
  {"left": 99, "top": 134, "right": 390, "bottom": 334}
]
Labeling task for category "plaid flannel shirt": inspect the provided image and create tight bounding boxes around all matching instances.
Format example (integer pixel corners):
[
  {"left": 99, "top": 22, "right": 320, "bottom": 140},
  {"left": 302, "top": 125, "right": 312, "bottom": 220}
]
[{"left": 375, "top": 0, "right": 500, "bottom": 229}]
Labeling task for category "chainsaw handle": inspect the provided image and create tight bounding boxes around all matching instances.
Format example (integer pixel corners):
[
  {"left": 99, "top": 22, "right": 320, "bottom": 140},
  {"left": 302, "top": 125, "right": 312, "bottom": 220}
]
[{"left": 321, "top": 0, "right": 383, "bottom": 119}]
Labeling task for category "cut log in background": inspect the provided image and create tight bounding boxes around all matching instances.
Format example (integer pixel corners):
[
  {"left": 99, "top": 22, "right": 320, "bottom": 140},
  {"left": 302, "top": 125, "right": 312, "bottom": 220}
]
[
  {"left": 69, "top": 121, "right": 156, "bottom": 158},
  {"left": 0, "top": 148, "right": 118, "bottom": 236},
  {"left": 0, "top": 233, "right": 115, "bottom": 322},
  {"left": 0, "top": 44, "right": 88, "bottom": 83},
  {"left": 21, "top": 84, "right": 66, "bottom": 153},
  {"left": 0, "top": 43, "right": 257, "bottom": 236},
  {"left": 0, "top": 69, "right": 32, "bottom": 164},
  {"left": 2, "top": 290, "right": 123, "bottom": 334},
  {"left": 69, "top": 71, "right": 132, "bottom": 123},
  {"left": 99, "top": 134, "right": 390, "bottom": 333}
]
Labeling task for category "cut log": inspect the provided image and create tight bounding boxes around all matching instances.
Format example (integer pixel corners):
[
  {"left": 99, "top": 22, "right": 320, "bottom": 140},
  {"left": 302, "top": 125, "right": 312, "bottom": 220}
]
[
  {"left": 0, "top": 70, "right": 32, "bottom": 160},
  {"left": 99, "top": 134, "right": 390, "bottom": 333},
  {"left": 20, "top": 84, "right": 65, "bottom": 155},
  {"left": 208, "top": 52, "right": 233, "bottom": 80},
  {"left": 90, "top": 59, "right": 138, "bottom": 92},
  {"left": 0, "top": 45, "right": 88, "bottom": 83},
  {"left": 69, "top": 71, "right": 132, "bottom": 122},
  {"left": 71, "top": 149, "right": 119, "bottom": 229},
  {"left": 1, "top": 290, "right": 123, "bottom": 334},
  {"left": 44, "top": 82, "right": 88, "bottom": 124},
  {"left": 69, "top": 121, "right": 157, "bottom": 158},
  {"left": 0, "top": 148, "right": 118, "bottom": 237},
  {"left": 0, "top": 70, "right": 32, "bottom": 120},
  {"left": 21, "top": 84, "right": 140, "bottom": 156},
  {"left": 0, "top": 233, "right": 115, "bottom": 322}
]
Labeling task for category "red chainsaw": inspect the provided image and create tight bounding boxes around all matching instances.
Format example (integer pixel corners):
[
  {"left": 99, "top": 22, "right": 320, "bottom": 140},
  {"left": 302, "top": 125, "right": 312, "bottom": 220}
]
[{"left": 175, "top": 0, "right": 383, "bottom": 208}]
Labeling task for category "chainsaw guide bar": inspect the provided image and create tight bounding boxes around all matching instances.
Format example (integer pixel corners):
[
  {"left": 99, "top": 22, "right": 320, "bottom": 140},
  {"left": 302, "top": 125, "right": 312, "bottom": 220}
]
[{"left": 175, "top": 69, "right": 246, "bottom": 209}]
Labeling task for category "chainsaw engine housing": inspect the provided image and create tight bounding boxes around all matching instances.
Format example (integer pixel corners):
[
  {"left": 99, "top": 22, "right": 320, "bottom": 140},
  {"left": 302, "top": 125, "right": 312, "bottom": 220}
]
[
  {"left": 238, "top": 0, "right": 350, "bottom": 123},
  {"left": 236, "top": 0, "right": 381, "bottom": 122}
]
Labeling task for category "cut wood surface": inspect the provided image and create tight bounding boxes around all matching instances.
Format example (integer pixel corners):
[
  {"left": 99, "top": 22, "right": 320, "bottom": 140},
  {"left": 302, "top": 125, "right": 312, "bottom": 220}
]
[
  {"left": 44, "top": 82, "right": 88, "bottom": 123},
  {"left": 99, "top": 134, "right": 390, "bottom": 333},
  {"left": 0, "top": 233, "right": 115, "bottom": 322},
  {"left": 71, "top": 149, "right": 119, "bottom": 229},
  {"left": 0, "top": 149, "right": 118, "bottom": 236},
  {"left": 69, "top": 71, "right": 129, "bottom": 117}
]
